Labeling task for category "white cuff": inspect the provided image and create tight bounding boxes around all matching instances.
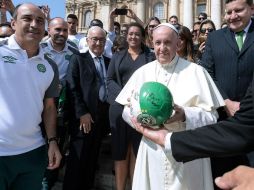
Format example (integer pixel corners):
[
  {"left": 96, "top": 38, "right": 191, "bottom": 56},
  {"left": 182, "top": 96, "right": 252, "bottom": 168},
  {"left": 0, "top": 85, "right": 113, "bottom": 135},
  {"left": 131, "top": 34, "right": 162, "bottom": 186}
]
[{"left": 164, "top": 132, "right": 173, "bottom": 153}]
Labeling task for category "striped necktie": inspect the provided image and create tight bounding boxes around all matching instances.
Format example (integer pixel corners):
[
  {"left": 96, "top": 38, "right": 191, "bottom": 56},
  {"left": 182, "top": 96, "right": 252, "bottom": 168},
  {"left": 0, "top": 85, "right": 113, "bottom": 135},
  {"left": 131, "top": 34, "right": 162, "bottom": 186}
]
[
  {"left": 96, "top": 57, "right": 107, "bottom": 102},
  {"left": 236, "top": 31, "right": 244, "bottom": 50}
]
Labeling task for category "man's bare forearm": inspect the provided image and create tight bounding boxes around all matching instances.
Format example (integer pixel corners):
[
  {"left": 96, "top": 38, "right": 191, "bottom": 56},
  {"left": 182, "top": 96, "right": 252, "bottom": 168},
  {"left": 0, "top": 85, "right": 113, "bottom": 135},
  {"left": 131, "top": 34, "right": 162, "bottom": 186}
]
[{"left": 43, "top": 98, "right": 57, "bottom": 139}]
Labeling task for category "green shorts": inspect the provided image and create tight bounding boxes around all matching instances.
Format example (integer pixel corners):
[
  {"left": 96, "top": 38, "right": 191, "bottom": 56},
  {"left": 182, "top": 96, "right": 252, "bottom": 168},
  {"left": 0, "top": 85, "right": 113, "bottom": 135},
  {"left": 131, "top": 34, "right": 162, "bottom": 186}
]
[{"left": 0, "top": 146, "right": 47, "bottom": 190}]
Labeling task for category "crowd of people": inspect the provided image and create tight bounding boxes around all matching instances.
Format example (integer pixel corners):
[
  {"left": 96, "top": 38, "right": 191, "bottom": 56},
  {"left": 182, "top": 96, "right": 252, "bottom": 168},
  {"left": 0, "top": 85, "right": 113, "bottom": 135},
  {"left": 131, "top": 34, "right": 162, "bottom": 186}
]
[{"left": 1, "top": 0, "right": 254, "bottom": 190}]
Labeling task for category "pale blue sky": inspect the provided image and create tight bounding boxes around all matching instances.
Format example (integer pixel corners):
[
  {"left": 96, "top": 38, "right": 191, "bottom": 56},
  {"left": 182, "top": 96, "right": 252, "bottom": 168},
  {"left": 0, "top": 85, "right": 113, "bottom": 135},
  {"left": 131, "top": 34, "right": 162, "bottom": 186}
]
[{"left": 12, "top": 0, "right": 66, "bottom": 18}]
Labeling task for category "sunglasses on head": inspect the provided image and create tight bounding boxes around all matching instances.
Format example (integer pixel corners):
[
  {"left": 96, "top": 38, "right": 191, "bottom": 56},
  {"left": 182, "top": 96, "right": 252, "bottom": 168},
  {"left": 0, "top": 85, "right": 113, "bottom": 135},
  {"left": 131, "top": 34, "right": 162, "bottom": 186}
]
[{"left": 200, "top": 28, "right": 214, "bottom": 34}]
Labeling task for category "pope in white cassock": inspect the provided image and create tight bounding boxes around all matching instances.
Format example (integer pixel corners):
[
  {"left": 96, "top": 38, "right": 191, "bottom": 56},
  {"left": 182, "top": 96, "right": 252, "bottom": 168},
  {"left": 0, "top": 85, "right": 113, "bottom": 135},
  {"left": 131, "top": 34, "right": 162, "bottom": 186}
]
[{"left": 115, "top": 23, "right": 225, "bottom": 190}]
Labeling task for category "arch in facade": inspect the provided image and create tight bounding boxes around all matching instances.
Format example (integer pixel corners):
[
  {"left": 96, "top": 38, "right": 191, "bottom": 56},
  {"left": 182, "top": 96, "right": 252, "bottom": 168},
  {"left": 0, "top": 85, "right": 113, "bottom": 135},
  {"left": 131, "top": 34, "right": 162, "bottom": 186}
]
[
  {"left": 153, "top": 1, "right": 164, "bottom": 20},
  {"left": 83, "top": 10, "right": 92, "bottom": 28}
]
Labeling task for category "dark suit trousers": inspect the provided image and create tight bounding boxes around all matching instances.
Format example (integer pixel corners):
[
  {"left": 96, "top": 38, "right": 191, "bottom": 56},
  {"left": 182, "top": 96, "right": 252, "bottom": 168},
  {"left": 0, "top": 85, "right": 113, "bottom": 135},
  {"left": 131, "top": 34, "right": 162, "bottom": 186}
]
[{"left": 63, "top": 101, "right": 110, "bottom": 190}]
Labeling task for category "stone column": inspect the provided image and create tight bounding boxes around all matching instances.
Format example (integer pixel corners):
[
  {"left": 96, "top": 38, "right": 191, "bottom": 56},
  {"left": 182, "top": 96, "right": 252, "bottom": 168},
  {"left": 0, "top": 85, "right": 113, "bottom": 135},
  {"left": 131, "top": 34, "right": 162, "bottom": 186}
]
[
  {"left": 183, "top": 0, "right": 193, "bottom": 30},
  {"left": 170, "top": 0, "right": 178, "bottom": 18},
  {"left": 78, "top": 6, "right": 82, "bottom": 32},
  {"left": 136, "top": 0, "right": 145, "bottom": 22},
  {"left": 100, "top": 3, "right": 110, "bottom": 30},
  {"left": 211, "top": 0, "right": 221, "bottom": 29}
]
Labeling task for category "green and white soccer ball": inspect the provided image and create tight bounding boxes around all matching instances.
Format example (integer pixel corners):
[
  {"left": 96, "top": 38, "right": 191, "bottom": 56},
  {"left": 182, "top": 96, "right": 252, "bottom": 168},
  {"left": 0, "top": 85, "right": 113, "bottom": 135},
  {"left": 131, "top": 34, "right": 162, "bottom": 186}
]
[{"left": 137, "top": 82, "right": 174, "bottom": 128}]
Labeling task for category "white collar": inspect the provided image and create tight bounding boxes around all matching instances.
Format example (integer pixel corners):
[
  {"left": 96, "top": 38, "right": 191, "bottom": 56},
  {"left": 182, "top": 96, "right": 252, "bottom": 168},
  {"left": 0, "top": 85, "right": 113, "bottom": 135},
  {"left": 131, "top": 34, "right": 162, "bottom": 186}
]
[
  {"left": 89, "top": 49, "right": 103, "bottom": 59},
  {"left": 157, "top": 55, "right": 179, "bottom": 70},
  {"left": 8, "top": 34, "right": 44, "bottom": 59}
]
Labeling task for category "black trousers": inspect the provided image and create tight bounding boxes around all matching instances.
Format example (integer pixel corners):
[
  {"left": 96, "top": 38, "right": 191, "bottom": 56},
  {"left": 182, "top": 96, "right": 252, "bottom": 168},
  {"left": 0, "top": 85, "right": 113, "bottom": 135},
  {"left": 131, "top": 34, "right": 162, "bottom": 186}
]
[{"left": 63, "top": 101, "right": 109, "bottom": 190}]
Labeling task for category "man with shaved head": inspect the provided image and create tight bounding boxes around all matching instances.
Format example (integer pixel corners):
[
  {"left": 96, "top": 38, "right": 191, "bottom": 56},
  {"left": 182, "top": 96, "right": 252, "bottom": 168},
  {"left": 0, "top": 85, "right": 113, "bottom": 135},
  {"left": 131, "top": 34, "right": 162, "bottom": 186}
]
[
  {"left": 115, "top": 23, "right": 224, "bottom": 190},
  {"left": 0, "top": 3, "right": 61, "bottom": 190},
  {"left": 63, "top": 26, "right": 110, "bottom": 190},
  {"left": 42, "top": 17, "right": 78, "bottom": 81},
  {"left": 41, "top": 17, "right": 78, "bottom": 190}
]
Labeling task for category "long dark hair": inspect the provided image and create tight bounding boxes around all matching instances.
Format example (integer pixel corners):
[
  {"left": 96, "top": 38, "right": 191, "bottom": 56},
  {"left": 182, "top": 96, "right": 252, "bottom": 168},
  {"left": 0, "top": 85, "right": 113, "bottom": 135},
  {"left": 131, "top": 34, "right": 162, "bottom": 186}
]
[
  {"left": 144, "top": 17, "right": 161, "bottom": 48},
  {"left": 178, "top": 25, "right": 194, "bottom": 62}
]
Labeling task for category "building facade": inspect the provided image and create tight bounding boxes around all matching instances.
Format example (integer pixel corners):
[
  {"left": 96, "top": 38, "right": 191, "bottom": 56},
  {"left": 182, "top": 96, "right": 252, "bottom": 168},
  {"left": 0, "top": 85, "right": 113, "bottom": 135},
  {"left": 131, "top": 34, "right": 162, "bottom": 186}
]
[{"left": 65, "top": 0, "right": 224, "bottom": 34}]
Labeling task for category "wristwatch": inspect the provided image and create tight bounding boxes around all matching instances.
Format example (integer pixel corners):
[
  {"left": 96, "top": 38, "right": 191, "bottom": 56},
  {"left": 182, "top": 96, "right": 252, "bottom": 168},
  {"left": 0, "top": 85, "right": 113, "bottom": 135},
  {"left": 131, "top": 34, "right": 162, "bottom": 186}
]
[{"left": 47, "top": 137, "right": 59, "bottom": 144}]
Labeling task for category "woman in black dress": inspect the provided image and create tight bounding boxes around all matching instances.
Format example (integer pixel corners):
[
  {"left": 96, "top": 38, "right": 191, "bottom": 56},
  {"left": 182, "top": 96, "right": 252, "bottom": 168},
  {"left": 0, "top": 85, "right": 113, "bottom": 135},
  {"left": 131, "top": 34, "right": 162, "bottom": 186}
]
[{"left": 107, "top": 22, "right": 155, "bottom": 190}]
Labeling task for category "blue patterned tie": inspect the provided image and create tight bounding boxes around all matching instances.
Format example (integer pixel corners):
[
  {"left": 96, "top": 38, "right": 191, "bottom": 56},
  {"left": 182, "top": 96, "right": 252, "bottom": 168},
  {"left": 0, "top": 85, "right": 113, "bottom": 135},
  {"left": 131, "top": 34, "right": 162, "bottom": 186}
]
[{"left": 97, "top": 57, "right": 107, "bottom": 101}]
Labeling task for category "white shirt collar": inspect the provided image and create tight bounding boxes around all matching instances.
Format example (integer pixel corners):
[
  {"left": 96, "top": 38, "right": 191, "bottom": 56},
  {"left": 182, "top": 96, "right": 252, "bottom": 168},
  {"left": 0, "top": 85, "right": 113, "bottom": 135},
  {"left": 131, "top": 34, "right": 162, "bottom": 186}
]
[
  {"left": 235, "top": 20, "right": 252, "bottom": 34},
  {"left": 8, "top": 34, "right": 45, "bottom": 59},
  {"left": 88, "top": 49, "right": 103, "bottom": 59},
  {"left": 157, "top": 55, "right": 179, "bottom": 70},
  {"left": 244, "top": 20, "right": 252, "bottom": 33}
]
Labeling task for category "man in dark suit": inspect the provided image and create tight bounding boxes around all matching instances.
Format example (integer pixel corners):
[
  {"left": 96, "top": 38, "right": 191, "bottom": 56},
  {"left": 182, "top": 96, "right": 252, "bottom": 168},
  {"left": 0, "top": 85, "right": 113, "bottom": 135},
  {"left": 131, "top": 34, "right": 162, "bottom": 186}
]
[
  {"left": 200, "top": 0, "right": 254, "bottom": 183},
  {"left": 63, "top": 26, "right": 110, "bottom": 190}
]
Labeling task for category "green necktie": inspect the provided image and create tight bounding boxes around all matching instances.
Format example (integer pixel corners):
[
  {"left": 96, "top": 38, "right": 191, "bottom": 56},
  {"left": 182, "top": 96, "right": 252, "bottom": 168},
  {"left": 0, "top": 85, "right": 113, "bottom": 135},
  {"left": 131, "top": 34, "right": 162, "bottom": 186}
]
[{"left": 236, "top": 31, "right": 244, "bottom": 50}]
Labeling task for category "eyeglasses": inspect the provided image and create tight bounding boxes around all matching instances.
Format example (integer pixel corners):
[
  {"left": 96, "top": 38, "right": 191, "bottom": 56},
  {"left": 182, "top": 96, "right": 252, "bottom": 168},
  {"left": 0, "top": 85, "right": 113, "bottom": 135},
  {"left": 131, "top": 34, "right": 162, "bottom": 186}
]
[
  {"left": 200, "top": 28, "right": 214, "bottom": 34},
  {"left": 89, "top": 37, "right": 106, "bottom": 44},
  {"left": 198, "top": 17, "right": 205, "bottom": 21}
]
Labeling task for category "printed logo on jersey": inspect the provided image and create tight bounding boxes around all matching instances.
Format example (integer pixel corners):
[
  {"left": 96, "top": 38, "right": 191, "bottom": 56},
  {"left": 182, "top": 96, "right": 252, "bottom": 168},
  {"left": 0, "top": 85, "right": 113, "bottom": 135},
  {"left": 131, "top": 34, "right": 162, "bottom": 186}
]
[
  {"left": 2, "top": 56, "right": 17, "bottom": 64},
  {"left": 65, "top": 54, "right": 71, "bottom": 61},
  {"left": 45, "top": 53, "right": 53, "bottom": 59},
  {"left": 37, "top": 64, "right": 46, "bottom": 73}
]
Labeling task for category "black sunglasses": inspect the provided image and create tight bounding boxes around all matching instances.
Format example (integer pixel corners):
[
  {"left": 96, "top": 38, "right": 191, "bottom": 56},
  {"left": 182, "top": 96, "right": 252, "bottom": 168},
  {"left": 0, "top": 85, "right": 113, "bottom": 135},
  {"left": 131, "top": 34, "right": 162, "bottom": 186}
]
[
  {"left": 198, "top": 17, "right": 205, "bottom": 21},
  {"left": 200, "top": 28, "right": 214, "bottom": 34}
]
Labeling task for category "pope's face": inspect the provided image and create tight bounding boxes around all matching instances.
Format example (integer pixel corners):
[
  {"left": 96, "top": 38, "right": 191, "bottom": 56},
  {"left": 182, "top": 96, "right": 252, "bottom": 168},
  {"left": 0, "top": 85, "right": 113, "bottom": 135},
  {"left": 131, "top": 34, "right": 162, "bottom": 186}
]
[{"left": 153, "top": 26, "right": 179, "bottom": 64}]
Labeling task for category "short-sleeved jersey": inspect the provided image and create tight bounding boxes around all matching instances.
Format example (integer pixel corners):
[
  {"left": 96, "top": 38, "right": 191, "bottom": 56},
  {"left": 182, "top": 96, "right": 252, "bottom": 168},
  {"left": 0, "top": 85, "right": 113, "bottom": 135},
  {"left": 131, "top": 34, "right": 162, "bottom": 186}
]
[
  {"left": 0, "top": 35, "right": 59, "bottom": 156},
  {"left": 41, "top": 39, "right": 78, "bottom": 83}
]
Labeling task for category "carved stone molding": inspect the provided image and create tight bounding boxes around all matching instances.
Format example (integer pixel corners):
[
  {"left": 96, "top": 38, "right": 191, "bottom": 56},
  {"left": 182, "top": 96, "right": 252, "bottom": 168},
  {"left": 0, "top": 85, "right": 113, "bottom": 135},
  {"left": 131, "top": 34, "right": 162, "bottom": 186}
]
[{"left": 99, "top": 0, "right": 110, "bottom": 6}]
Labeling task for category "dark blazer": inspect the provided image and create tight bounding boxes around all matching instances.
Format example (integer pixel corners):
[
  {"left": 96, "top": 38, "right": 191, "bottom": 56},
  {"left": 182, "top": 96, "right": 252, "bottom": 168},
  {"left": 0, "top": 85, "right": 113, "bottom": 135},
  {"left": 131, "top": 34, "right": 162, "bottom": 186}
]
[
  {"left": 67, "top": 51, "right": 110, "bottom": 121},
  {"left": 171, "top": 74, "right": 254, "bottom": 163},
  {"left": 107, "top": 48, "right": 155, "bottom": 104},
  {"left": 201, "top": 20, "right": 254, "bottom": 101},
  {"left": 64, "top": 51, "right": 110, "bottom": 190}
]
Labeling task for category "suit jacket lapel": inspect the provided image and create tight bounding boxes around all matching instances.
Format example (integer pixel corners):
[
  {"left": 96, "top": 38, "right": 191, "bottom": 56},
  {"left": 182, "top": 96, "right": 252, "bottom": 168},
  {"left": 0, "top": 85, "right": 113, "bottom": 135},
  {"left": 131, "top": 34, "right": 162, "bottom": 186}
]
[
  {"left": 223, "top": 28, "right": 239, "bottom": 53},
  {"left": 102, "top": 55, "right": 110, "bottom": 70},
  {"left": 86, "top": 52, "right": 97, "bottom": 74},
  {"left": 241, "top": 21, "right": 254, "bottom": 54}
]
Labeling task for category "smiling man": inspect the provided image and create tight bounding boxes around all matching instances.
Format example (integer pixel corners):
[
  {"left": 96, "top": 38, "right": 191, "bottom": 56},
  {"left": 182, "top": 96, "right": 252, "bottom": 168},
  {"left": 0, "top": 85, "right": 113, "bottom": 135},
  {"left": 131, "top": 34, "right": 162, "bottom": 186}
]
[
  {"left": 42, "top": 17, "right": 78, "bottom": 82},
  {"left": 63, "top": 26, "right": 111, "bottom": 190},
  {"left": 41, "top": 17, "right": 78, "bottom": 190},
  {"left": 115, "top": 23, "right": 224, "bottom": 190},
  {"left": 0, "top": 3, "right": 61, "bottom": 190}
]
